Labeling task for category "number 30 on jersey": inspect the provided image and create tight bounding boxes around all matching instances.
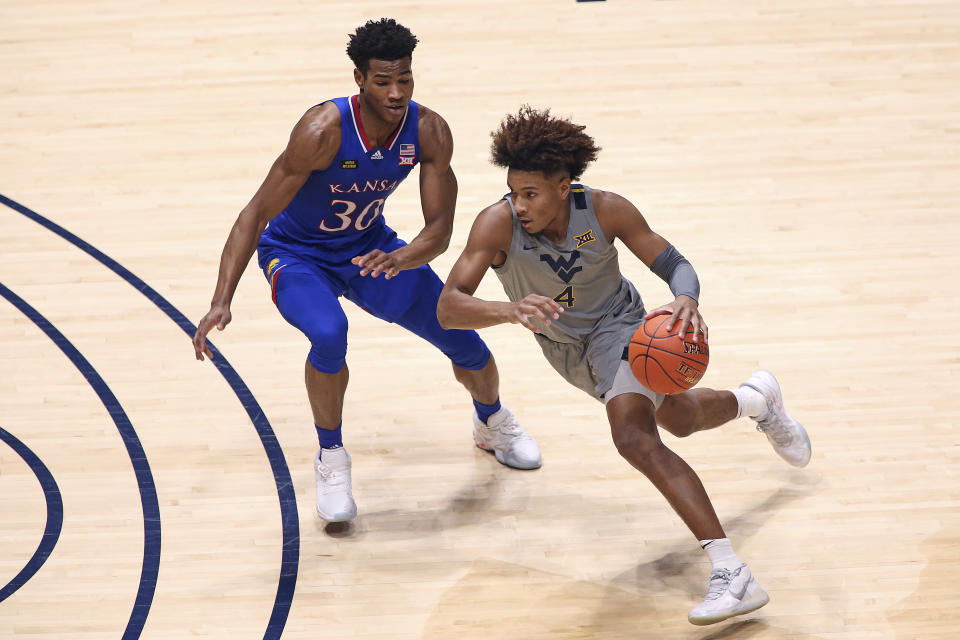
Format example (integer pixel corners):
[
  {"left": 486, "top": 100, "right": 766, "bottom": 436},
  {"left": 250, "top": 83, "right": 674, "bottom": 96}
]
[{"left": 318, "top": 198, "right": 385, "bottom": 232}]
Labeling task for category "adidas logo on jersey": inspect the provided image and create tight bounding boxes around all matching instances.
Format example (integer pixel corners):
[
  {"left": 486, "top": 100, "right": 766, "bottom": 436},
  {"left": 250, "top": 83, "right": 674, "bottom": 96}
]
[{"left": 370, "top": 150, "right": 383, "bottom": 160}]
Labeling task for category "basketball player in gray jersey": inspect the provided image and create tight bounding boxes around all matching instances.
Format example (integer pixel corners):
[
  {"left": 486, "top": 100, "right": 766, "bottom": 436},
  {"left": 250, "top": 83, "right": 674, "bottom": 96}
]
[{"left": 437, "top": 106, "right": 812, "bottom": 626}]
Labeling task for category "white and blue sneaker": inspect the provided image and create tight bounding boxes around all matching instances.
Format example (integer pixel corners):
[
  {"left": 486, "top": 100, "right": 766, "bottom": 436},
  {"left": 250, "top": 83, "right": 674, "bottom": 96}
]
[
  {"left": 688, "top": 563, "right": 770, "bottom": 626},
  {"left": 741, "top": 370, "right": 812, "bottom": 468},
  {"left": 314, "top": 447, "right": 357, "bottom": 522},
  {"left": 473, "top": 406, "right": 542, "bottom": 470}
]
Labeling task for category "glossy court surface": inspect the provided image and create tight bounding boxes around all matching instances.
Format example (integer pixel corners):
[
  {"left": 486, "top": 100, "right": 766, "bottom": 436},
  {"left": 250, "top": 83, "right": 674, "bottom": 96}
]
[{"left": 1, "top": 2, "right": 958, "bottom": 638}]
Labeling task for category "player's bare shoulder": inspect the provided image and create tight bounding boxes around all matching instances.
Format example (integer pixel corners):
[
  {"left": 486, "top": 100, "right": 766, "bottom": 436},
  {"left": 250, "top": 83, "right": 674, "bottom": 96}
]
[
  {"left": 478, "top": 198, "right": 514, "bottom": 228},
  {"left": 472, "top": 199, "right": 515, "bottom": 264},
  {"left": 286, "top": 101, "right": 342, "bottom": 172},
  {"left": 590, "top": 188, "right": 638, "bottom": 216},
  {"left": 416, "top": 103, "right": 453, "bottom": 164},
  {"left": 589, "top": 188, "right": 650, "bottom": 240}
]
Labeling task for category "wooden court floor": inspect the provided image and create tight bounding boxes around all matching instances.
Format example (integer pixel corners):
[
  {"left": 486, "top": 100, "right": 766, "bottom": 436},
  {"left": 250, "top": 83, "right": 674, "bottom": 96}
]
[{"left": 1, "top": 1, "right": 958, "bottom": 638}]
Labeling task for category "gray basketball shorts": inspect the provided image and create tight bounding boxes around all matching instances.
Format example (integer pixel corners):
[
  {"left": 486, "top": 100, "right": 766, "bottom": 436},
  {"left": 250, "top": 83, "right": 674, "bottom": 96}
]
[{"left": 533, "top": 313, "right": 664, "bottom": 409}]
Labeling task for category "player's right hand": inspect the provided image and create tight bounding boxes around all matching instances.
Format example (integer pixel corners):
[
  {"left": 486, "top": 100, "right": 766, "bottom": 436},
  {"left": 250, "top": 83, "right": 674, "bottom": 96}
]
[
  {"left": 193, "top": 305, "right": 232, "bottom": 361},
  {"left": 352, "top": 249, "right": 401, "bottom": 279},
  {"left": 509, "top": 295, "right": 564, "bottom": 334}
]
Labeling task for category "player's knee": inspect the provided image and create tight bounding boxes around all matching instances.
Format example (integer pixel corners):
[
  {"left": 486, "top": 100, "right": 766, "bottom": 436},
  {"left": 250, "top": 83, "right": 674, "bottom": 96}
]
[
  {"left": 656, "top": 395, "right": 698, "bottom": 438},
  {"left": 431, "top": 326, "right": 490, "bottom": 372},
  {"left": 663, "top": 422, "right": 697, "bottom": 438},
  {"left": 610, "top": 422, "right": 662, "bottom": 466},
  {"left": 307, "top": 348, "right": 346, "bottom": 374},
  {"left": 658, "top": 416, "right": 698, "bottom": 438},
  {"left": 301, "top": 316, "right": 348, "bottom": 374},
  {"left": 448, "top": 339, "right": 490, "bottom": 372},
  {"left": 302, "top": 313, "right": 347, "bottom": 345},
  {"left": 617, "top": 438, "right": 667, "bottom": 473}
]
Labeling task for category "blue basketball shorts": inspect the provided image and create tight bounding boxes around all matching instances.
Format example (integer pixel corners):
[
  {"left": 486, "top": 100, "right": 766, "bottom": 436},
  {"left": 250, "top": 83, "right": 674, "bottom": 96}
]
[{"left": 256, "top": 231, "right": 491, "bottom": 374}]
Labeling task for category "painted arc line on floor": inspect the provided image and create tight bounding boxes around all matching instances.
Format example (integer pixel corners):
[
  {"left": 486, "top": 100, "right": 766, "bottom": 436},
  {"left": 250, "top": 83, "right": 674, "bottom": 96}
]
[
  {"left": 0, "top": 281, "right": 159, "bottom": 638},
  {"left": 0, "top": 425, "right": 64, "bottom": 603},
  {"left": 1, "top": 193, "right": 298, "bottom": 640}
]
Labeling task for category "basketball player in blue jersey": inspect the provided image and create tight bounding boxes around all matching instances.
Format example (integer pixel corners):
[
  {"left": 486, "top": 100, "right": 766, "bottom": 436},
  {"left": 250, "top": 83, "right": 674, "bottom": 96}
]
[
  {"left": 192, "top": 19, "right": 541, "bottom": 524},
  {"left": 437, "top": 107, "right": 812, "bottom": 625}
]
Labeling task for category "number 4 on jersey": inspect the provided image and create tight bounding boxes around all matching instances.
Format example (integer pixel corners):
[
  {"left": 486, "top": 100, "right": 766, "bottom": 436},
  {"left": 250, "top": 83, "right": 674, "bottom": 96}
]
[{"left": 554, "top": 286, "right": 575, "bottom": 308}]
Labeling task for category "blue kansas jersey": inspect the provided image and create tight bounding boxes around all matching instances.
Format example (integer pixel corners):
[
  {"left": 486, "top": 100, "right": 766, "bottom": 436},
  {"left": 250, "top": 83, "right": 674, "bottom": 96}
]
[{"left": 259, "top": 95, "right": 420, "bottom": 262}]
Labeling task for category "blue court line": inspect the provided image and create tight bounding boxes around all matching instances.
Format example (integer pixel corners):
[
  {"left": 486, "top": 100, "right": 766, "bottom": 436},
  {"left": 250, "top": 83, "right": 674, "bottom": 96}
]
[
  {"left": 0, "top": 425, "right": 64, "bottom": 603},
  {"left": 0, "top": 282, "right": 158, "bottom": 637},
  {"left": 0, "top": 194, "right": 299, "bottom": 640}
]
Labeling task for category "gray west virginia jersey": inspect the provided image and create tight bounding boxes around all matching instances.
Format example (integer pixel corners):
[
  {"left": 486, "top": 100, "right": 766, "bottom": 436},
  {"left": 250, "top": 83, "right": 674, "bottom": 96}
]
[{"left": 493, "top": 185, "right": 649, "bottom": 400}]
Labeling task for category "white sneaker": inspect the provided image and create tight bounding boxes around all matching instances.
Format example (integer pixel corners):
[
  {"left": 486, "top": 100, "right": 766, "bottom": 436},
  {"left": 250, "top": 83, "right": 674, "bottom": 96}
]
[
  {"left": 740, "top": 370, "right": 812, "bottom": 468},
  {"left": 688, "top": 563, "right": 770, "bottom": 626},
  {"left": 314, "top": 447, "right": 357, "bottom": 522},
  {"left": 473, "top": 406, "right": 542, "bottom": 470}
]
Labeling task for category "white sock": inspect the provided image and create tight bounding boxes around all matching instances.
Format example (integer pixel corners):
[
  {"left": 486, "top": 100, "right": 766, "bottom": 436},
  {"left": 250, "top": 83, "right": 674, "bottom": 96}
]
[
  {"left": 731, "top": 386, "right": 767, "bottom": 420},
  {"left": 700, "top": 538, "right": 742, "bottom": 572}
]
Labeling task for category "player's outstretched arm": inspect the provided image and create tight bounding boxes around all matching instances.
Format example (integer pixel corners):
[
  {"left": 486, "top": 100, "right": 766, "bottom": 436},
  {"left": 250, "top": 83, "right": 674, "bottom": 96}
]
[
  {"left": 353, "top": 107, "right": 456, "bottom": 279},
  {"left": 437, "top": 204, "right": 563, "bottom": 333},
  {"left": 594, "top": 190, "right": 707, "bottom": 342},
  {"left": 193, "top": 105, "right": 339, "bottom": 360}
]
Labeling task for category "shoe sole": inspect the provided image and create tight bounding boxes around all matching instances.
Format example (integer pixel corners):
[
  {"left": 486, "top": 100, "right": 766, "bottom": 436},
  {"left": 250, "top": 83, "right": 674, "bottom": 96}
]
[
  {"left": 316, "top": 504, "right": 357, "bottom": 523},
  {"left": 688, "top": 588, "right": 771, "bottom": 626}
]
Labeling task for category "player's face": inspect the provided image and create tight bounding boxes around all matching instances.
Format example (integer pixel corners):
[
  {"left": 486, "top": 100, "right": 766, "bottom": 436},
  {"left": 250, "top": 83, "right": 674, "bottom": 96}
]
[
  {"left": 507, "top": 169, "right": 571, "bottom": 235},
  {"left": 355, "top": 57, "right": 414, "bottom": 126}
]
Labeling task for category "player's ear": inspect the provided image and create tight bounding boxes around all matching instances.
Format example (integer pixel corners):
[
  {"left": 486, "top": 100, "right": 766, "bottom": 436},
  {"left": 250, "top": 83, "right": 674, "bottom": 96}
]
[
  {"left": 557, "top": 174, "right": 571, "bottom": 199},
  {"left": 354, "top": 68, "right": 364, "bottom": 92}
]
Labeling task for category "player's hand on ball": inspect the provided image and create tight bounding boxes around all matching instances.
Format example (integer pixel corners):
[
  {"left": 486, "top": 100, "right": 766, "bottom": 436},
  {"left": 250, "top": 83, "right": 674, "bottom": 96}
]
[
  {"left": 193, "top": 304, "right": 232, "bottom": 361},
  {"left": 629, "top": 313, "right": 710, "bottom": 393},
  {"left": 645, "top": 295, "right": 707, "bottom": 343},
  {"left": 509, "top": 294, "right": 564, "bottom": 333},
  {"left": 352, "top": 250, "right": 400, "bottom": 279}
]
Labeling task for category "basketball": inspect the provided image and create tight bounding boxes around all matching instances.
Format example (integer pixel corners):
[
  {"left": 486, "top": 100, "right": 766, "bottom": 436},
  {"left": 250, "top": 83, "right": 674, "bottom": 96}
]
[{"left": 628, "top": 315, "right": 709, "bottom": 395}]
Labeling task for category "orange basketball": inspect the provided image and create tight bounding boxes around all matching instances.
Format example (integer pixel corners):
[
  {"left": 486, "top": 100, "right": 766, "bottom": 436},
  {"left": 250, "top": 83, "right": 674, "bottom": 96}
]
[{"left": 628, "top": 315, "right": 709, "bottom": 395}]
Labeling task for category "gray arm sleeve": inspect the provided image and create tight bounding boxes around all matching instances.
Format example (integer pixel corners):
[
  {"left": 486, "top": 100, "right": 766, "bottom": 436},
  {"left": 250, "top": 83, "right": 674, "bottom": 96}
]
[{"left": 649, "top": 244, "right": 700, "bottom": 301}]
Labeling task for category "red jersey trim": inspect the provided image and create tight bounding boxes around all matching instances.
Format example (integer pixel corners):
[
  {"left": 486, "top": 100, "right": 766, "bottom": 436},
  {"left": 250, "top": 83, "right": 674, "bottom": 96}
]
[{"left": 349, "top": 94, "right": 408, "bottom": 152}]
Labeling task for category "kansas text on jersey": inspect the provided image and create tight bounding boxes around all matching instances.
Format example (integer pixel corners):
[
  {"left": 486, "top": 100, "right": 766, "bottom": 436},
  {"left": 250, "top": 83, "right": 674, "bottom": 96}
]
[{"left": 259, "top": 95, "right": 421, "bottom": 262}]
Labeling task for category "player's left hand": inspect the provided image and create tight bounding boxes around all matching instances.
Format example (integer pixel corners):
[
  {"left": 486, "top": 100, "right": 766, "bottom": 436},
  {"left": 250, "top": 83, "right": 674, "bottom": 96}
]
[
  {"left": 352, "top": 250, "right": 401, "bottom": 279},
  {"left": 645, "top": 295, "right": 708, "bottom": 343}
]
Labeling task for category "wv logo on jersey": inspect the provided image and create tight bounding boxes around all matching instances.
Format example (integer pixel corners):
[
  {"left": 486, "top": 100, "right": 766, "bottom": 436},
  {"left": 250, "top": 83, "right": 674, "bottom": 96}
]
[
  {"left": 540, "top": 251, "right": 582, "bottom": 283},
  {"left": 574, "top": 229, "right": 596, "bottom": 248}
]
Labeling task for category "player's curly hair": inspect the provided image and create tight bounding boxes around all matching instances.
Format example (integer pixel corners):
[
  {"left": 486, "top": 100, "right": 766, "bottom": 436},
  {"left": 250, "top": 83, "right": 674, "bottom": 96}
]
[
  {"left": 346, "top": 18, "right": 419, "bottom": 74},
  {"left": 490, "top": 106, "right": 600, "bottom": 181}
]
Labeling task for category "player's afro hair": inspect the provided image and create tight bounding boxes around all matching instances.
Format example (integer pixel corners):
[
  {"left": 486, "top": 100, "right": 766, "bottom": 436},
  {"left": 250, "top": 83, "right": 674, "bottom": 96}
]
[
  {"left": 346, "top": 18, "right": 418, "bottom": 74},
  {"left": 490, "top": 106, "right": 600, "bottom": 181}
]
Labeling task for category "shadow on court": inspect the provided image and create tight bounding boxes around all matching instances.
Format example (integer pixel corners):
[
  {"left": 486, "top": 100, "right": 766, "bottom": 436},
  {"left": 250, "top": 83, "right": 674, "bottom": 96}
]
[
  {"left": 418, "top": 474, "right": 825, "bottom": 639},
  {"left": 312, "top": 463, "right": 518, "bottom": 542},
  {"left": 608, "top": 473, "right": 819, "bottom": 597}
]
